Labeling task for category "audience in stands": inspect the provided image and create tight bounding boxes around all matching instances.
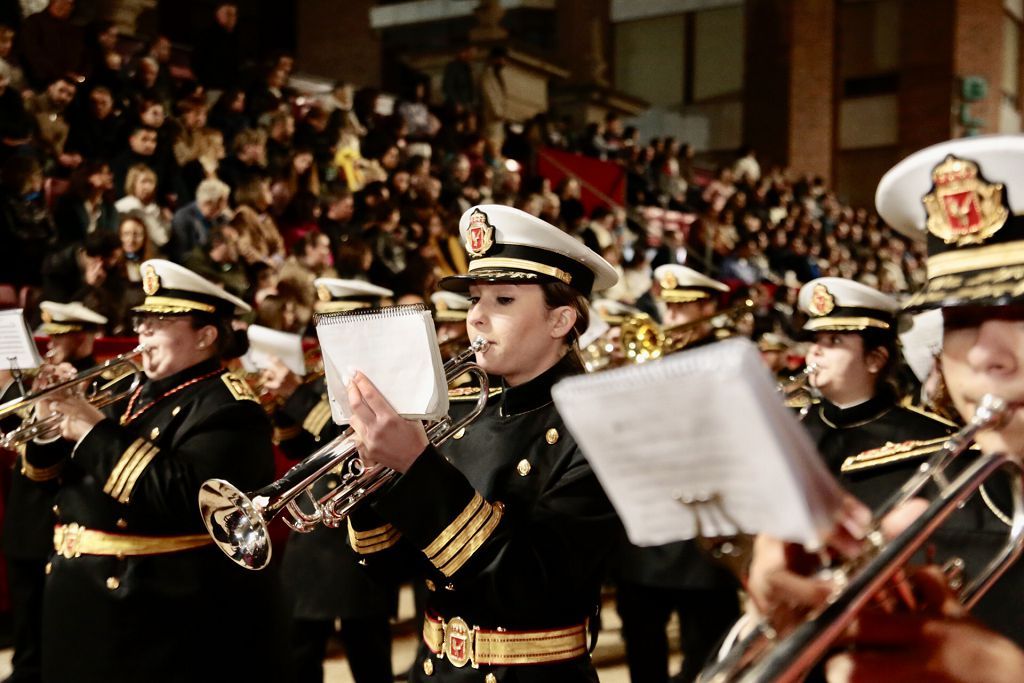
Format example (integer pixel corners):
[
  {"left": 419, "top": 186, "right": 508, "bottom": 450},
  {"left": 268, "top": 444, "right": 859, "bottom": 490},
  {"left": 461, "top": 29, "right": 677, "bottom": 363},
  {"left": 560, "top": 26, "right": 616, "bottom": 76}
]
[{"left": 0, "top": 0, "right": 927, "bottom": 351}]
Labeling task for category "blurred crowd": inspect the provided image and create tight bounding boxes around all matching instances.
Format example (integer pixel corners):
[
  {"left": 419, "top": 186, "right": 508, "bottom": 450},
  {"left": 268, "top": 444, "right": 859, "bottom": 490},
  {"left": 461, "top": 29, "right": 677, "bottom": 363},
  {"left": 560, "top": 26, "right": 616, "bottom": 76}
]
[{"left": 0, "top": 0, "right": 927, "bottom": 345}]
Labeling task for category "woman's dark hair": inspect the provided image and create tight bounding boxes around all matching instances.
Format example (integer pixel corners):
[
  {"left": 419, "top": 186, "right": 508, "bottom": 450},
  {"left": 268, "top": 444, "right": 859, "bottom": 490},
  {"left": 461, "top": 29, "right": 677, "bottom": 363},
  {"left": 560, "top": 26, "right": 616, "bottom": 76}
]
[
  {"left": 190, "top": 313, "right": 248, "bottom": 360},
  {"left": 540, "top": 281, "right": 590, "bottom": 373},
  {"left": 541, "top": 281, "right": 589, "bottom": 340},
  {"left": 859, "top": 327, "right": 899, "bottom": 390}
]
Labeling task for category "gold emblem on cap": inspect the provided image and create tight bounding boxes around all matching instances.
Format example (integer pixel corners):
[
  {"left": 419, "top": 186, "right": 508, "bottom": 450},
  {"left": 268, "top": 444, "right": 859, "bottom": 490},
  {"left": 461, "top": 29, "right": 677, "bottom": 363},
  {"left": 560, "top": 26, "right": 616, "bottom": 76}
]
[
  {"left": 659, "top": 271, "right": 679, "bottom": 290},
  {"left": 141, "top": 265, "right": 161, "bottom": 296},
  {"left": 808, "top": 284, "right": 835, "bottom": 317},
  {"left": 316, "top": 285, "right": 332, "bottom": 302},
  {"left": 923, "top": 154, "right": 1008, "bottom": 246},
  {"left": 466, "top": 208, "right": 495, "bottom": 258}
]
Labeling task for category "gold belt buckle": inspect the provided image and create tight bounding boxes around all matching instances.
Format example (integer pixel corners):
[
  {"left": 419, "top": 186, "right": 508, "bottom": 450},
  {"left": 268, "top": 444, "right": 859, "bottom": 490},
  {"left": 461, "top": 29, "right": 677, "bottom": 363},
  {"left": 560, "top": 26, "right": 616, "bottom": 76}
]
[
  {"left": 443, "top": 616, "right": 477, "bottom": 668},
  {"left": 56, "top": 523, "right": 84, "bottom": 559}
]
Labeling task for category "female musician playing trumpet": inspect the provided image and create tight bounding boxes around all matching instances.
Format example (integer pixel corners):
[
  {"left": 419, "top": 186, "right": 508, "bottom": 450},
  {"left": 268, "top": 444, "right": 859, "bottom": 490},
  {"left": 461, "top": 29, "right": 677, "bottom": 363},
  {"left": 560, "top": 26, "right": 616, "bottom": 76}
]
[
  {"left": 1, "top": 302, "right": 105, "bottom": 683},
  {"left": 796, "top": 277, "right": 956, "bottom": 511},
  {"left": 344, "top": 205, "right": 623, "bottom": 682},
  {"left": 745, "top": 137, "right": 1024, "bottom": 681},
  {"left": 23, "top": 260, "right": 288, "bottom": 682}
]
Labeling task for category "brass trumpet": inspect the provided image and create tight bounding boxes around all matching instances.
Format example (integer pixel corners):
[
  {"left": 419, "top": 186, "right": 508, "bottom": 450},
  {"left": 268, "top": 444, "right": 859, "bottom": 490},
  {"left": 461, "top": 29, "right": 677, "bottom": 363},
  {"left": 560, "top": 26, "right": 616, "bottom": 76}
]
[
  {"left": 199, "top": 337, "right": 491, "bottom": 570},
  {"left": 614, "top": 299, "right": 756, "bottom": 365},
  {"left": 777, "top": 363, "right": 818, "bottom": 398},
  {"left": 0, "top": 345, "right": 147, "bottom": 448},
  {"left": 700, "top": 394, "right": 1024, "bottom": 683}
]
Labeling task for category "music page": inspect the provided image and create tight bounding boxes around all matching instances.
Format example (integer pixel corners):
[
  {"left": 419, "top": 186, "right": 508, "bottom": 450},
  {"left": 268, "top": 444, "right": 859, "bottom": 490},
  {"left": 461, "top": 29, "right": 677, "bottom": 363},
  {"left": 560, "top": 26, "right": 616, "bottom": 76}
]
[
  {"left": 0, "top": 309, "right": 42, "bottom": 370},
  {"left": 242, "top": 325, "right": 306, "bottom": 376},
  {"left": 316, "top": 305, "right": 447, "bottom": 424},
  {"left": 552, "top": 337, "right": 843, "bottom": 550}
]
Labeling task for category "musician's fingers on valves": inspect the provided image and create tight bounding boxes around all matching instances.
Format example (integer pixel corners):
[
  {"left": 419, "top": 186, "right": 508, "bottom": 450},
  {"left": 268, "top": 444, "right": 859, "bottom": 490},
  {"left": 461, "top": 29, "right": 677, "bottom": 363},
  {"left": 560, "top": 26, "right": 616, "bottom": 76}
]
[
  {"left": 46, "top": 393, "right": 104, "bottom": 441},
  {"left": 747, "top": 495, "right": 871, "bottom": 626},
  {"left": 746, "top": 494, "right": 939, "bottom": 631},
  {"left": 826, "top": 570, "right": 1018, "bottom": 683}
]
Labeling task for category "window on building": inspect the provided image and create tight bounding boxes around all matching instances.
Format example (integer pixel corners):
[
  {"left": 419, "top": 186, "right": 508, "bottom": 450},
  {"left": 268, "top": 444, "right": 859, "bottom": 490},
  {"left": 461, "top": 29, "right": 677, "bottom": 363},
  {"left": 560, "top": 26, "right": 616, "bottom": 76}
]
[
  {"left": 1003, "top": 11, "right": 1021, "bottom": 105},
  {"left": 613, "top": 5, "right": 743, "bottom": 109}
]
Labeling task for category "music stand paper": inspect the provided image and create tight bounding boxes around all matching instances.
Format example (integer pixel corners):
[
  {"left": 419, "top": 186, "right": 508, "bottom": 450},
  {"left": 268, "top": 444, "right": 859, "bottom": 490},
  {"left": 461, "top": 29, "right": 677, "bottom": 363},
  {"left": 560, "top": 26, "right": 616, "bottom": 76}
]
[
  {"left": 552, "top": 337, "right": 843, "bottom": 550},
  {"left": 242, "top": 325, "right": 306, "bottom": 376},
  {"left": 316, "top": 305, "right": 448, "bottom": 424},
  {"left": 0, "top": 309, "right": 43, "bottom": 370},
  {"left": 899, "top": 309, "right": 943, "bottom": 384}
]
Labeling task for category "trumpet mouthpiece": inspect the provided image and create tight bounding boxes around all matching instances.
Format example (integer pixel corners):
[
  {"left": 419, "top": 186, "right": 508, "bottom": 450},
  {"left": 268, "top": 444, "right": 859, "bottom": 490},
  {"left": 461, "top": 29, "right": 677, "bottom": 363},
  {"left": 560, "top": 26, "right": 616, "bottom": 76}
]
[{"left": 975, "top": 394, "right": 1009, "bottom": 429}]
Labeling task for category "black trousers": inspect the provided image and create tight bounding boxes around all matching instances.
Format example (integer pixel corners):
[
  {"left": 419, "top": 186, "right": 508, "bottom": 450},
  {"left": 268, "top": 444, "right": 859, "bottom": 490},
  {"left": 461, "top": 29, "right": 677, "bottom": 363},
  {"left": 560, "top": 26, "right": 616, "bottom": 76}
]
[
  {"left": 4, "top": 557, "right": 46, "bottom": 683},
  {"left": 291, "top": 616, "right": 393, "bottom": 683},
  {"left": 616, "top": 582, "right": 740, "bottom": 683}
]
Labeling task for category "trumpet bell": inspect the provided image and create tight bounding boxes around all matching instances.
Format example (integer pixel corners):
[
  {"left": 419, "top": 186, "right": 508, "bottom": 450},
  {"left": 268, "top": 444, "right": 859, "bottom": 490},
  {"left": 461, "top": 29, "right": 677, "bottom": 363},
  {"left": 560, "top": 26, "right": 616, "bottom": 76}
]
[
  {"left": 199, "top": 337, "right": 492, "bottom": 570},
  {"left": 199, "top": 478, "right": 273, "bottom": 570}
]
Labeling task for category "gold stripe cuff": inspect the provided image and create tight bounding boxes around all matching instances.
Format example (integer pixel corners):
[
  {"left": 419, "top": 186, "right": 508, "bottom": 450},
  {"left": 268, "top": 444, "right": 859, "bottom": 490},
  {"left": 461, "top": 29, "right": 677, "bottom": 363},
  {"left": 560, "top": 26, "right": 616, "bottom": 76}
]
[
  {"left": 272, "top": 424, "right": 302, "bottom": 444},
  {"left": 927, "top": 240, "right": 1024, "bottom": 279},
  {"left": 116, "top": 444, "right": 159, "bottom": 503},
  {"left": 103, "top": 439, "right": 147, "bottom": 496},
  {"left": 347, "top": 520, "right": 401, "bottom": 554},
  {"left": 302, "top": 401, "right": 332, "bottom": 436},
  {"left": 803, "top": 317, "right": 891, "bottom": 331},
  {"left": 22, "top": 457, "right": 62, "bottom": 482},
  {"left": 103, "top": 439, "right": 159, "bottom": 503},
  {"left": 469, "top": 257, "right": 572, "bottom": 285},
  {"left": 422, "top": 615, "right": 588, "bottom": 666},
  {"left": 439, "top": 502, "right": 504, "bottom": 577},
  {"left": 430, "top": 499, "right": 492, "bottom": 570},
  {"left": 53, "top": 523, "right": 211, "bottom": 559},
  {"left": 423, "top": 493, "right": 484, "bottom": 557},
  {"left": 309, "top": 409, "right": 333, "bottom": 437}
]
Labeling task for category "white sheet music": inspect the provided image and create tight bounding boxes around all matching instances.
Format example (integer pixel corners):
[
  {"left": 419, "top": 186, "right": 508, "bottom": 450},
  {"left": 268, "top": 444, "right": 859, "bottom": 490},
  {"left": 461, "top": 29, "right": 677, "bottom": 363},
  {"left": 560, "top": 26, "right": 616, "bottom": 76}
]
[
  {"left": 241, "top": 325, "right": 306, "bottom": 376},
  {"left": 316, "top": 305, "right": 448, "bottom": 424},
  {"left": 900, "top": 309, "right": 943, "bottom": 384},
  {"left": 552, "top": 337, "right": 843, "bottom": 550},
  {"left": 0, "top": 309, "right": 43, "bottom": 370}
]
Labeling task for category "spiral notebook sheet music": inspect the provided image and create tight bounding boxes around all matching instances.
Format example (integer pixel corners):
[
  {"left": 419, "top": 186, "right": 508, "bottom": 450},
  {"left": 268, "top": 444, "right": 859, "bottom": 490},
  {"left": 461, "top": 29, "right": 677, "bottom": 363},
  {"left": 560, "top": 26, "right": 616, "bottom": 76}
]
[
  {"left": 316, "top": 305, "right": 448, "bottom": 424},
  {"left": 551, "top": 337, "right": 843, "bottom": 550}
]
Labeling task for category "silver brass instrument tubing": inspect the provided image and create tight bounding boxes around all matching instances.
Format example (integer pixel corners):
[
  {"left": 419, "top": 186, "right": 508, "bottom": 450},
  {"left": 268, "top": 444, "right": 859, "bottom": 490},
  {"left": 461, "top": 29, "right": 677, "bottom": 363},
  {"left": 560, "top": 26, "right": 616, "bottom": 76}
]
[
  {"left": 701, "top": 394, "right": 1024, "bottom": 683},
  {"left": 199, "top": 337, "right": 491, "bottom": 570},
  {"left": 0, "top": 345, "right": 148, "bottom": 448}
]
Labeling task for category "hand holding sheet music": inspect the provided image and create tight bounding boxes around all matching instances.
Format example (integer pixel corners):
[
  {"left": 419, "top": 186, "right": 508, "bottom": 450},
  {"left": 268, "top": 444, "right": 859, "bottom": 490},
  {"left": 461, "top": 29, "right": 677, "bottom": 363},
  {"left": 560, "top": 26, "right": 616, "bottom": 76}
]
[
  {"left": 316, "top": 305, "right": 448, "bottom": 424},
  {"left": 552, "top": 338, "right": 844, "bottom": 550}
]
